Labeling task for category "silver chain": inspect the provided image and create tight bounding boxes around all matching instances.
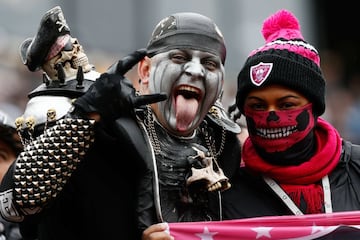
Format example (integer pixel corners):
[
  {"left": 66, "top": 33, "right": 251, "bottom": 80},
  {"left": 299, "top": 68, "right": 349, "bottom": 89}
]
[
  {"left": 145, "top": 106, "right": 226, "bottom": 160},
  {"left": 201, "top": 124, "right": 226, "bottom": 160},
  {"left": 145, "top": 106, "right": 162, "bottom": 155}
]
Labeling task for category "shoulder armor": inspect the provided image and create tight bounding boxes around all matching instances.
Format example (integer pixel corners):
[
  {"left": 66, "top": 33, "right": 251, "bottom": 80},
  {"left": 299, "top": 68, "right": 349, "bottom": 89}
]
[{"left": 207, "top": 100, "right": 241, "bottom": 134}]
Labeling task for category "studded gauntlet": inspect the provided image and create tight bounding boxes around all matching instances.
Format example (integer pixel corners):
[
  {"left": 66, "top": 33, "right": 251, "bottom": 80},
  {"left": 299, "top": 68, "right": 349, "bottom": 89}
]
[{"left": 0, "top": 118, "right": 95, "bottom": 221}]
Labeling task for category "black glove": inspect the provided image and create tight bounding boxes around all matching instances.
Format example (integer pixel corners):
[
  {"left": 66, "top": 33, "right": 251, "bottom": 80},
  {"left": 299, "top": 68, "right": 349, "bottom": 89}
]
[{"left": 73, "top": 48, "right": 167, "bottom": 122}]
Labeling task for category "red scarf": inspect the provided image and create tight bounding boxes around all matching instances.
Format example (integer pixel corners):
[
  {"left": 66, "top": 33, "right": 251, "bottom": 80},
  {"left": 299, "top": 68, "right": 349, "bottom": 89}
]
[{"left": 242, "top": 118, "right": 342, "bottom": 213}]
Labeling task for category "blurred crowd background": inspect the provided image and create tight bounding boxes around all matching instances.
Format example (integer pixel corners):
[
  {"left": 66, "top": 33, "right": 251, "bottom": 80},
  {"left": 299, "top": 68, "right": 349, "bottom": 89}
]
[{"left": 1, "top": 0, "right": 360, "bottom": 143}]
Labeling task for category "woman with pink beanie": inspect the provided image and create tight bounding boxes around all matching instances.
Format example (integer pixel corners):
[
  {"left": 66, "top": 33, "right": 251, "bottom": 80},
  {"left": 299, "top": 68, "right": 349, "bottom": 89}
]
[{"left": 224, "top": 8, "right": 360, "bottom": 219}]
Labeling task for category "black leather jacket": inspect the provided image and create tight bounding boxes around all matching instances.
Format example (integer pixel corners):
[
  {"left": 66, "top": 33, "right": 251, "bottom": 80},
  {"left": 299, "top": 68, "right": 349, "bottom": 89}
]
[
  {"left": 115, "top": 108, "right": 241, "bottom": 235},
  {"left": 0, "top": 107, "right": 241, "bottom": 240},
  {"left": 222, "top": 140, "right": 360, "bottom": 219}
]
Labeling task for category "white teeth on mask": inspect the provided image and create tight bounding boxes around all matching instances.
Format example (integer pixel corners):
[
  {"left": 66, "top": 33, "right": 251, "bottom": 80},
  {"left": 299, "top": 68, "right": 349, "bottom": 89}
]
[{"left": 256, "top": 125, "right": 297, "bottom": 139}]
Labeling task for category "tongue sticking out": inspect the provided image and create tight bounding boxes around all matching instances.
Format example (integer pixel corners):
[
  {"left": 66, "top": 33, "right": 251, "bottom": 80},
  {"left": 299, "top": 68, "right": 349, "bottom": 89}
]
[{"left": 175, "top": 94, "right": 199, "bottom": 131}]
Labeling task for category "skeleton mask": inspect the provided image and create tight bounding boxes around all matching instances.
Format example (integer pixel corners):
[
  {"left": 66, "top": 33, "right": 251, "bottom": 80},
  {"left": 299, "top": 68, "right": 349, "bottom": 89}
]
[
  {"left": 186, "top": 144, "right": 231, "bottom": 192},
  {"left": 244, "top": 103, "right": 315, "bottom": 153},
  {"left": 42, "top": 37, "right": 93, "bottom": 80}
]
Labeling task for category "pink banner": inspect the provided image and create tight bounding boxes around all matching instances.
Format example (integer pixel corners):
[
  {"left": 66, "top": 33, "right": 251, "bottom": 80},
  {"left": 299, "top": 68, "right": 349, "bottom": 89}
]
[{"left": 168, "top": 211, "right": 360, "bottom": 239}]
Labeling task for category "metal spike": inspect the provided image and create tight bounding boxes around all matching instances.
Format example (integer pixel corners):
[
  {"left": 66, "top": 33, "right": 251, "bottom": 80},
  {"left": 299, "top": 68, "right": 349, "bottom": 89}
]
[
  {"left": 76, "top": 66, "right": 84, "bottom": 89},
  {"left": 43, "top": 72, "right": 50, "bottom": 86},
  {"left": 56, "top": 63, "right": 66, "bottom": 84}
]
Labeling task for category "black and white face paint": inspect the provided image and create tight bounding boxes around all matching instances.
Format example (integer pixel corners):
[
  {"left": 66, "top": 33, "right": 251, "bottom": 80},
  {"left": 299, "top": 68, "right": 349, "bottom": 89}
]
[{"left": 149, "top": 49, "right": 224, "bottom": 137}]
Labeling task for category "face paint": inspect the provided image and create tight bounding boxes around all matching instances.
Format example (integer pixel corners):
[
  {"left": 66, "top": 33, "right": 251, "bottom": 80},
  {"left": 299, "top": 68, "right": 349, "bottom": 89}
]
[
  {"left": 149, "top": 50, "right": 224, "bottom": 136},
  {"left": 244, "top": 103, "right": 315, "bottom": 153}
]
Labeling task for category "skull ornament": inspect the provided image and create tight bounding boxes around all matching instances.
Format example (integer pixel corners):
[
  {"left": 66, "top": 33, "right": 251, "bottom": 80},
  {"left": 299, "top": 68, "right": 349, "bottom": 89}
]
[
  {"left": 186, "top": 144, "right": 231, "bottom": 192},
  {"left": 25, "top": 116, "right": 36, "bottom": 131},
  {"left": 15, "top": 117, "right": 25, "bottom": 132},
  {"left": 46, "top": 108, "right": 57, "bottom": 122},
  {"left": 42, "top": 37, "right": 93, "bottom": 80},
  {"left": 16, "top": 116, "right": 37, "bottom": 144}
]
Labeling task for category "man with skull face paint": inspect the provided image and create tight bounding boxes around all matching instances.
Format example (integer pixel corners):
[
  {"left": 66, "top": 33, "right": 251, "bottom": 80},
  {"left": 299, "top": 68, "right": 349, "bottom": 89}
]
[
  {"left": 130, "top": 11, "right": 240, "bottom": 234},
  {"left": 223, "top": 9, "right": 360, "bottom": 220},
  {"left": 0, "top": 10, "right": 241, "bottom": 240}
]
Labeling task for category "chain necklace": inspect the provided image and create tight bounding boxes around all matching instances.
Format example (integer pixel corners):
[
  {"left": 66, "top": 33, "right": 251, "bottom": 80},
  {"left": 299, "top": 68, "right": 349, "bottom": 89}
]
[
  {"left": 200, "top": 122, "right": 226, "bottom": 160},
  {"left": 145, "top": 106, "right": 161, "bottom": 155},
  {"left": 144, "top": 106, "right": 226, "bottom": 160}
]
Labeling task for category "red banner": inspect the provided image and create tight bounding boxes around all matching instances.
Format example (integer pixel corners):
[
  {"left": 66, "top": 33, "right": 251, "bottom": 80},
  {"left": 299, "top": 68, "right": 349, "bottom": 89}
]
[{"left": 168, "top": 211, "right": 360, "bottom": 239}]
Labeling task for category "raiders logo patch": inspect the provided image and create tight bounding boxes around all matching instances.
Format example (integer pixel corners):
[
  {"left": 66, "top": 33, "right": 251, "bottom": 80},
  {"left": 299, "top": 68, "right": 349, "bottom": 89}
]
[{"left": 250, "top": 62, "right": 273, "bottom": 86}]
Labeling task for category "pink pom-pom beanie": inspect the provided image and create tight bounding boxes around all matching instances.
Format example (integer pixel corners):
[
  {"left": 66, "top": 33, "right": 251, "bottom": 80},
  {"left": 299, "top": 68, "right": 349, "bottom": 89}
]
[{"left": 236, "top": 9, "right": 325, "bottom": 115}]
